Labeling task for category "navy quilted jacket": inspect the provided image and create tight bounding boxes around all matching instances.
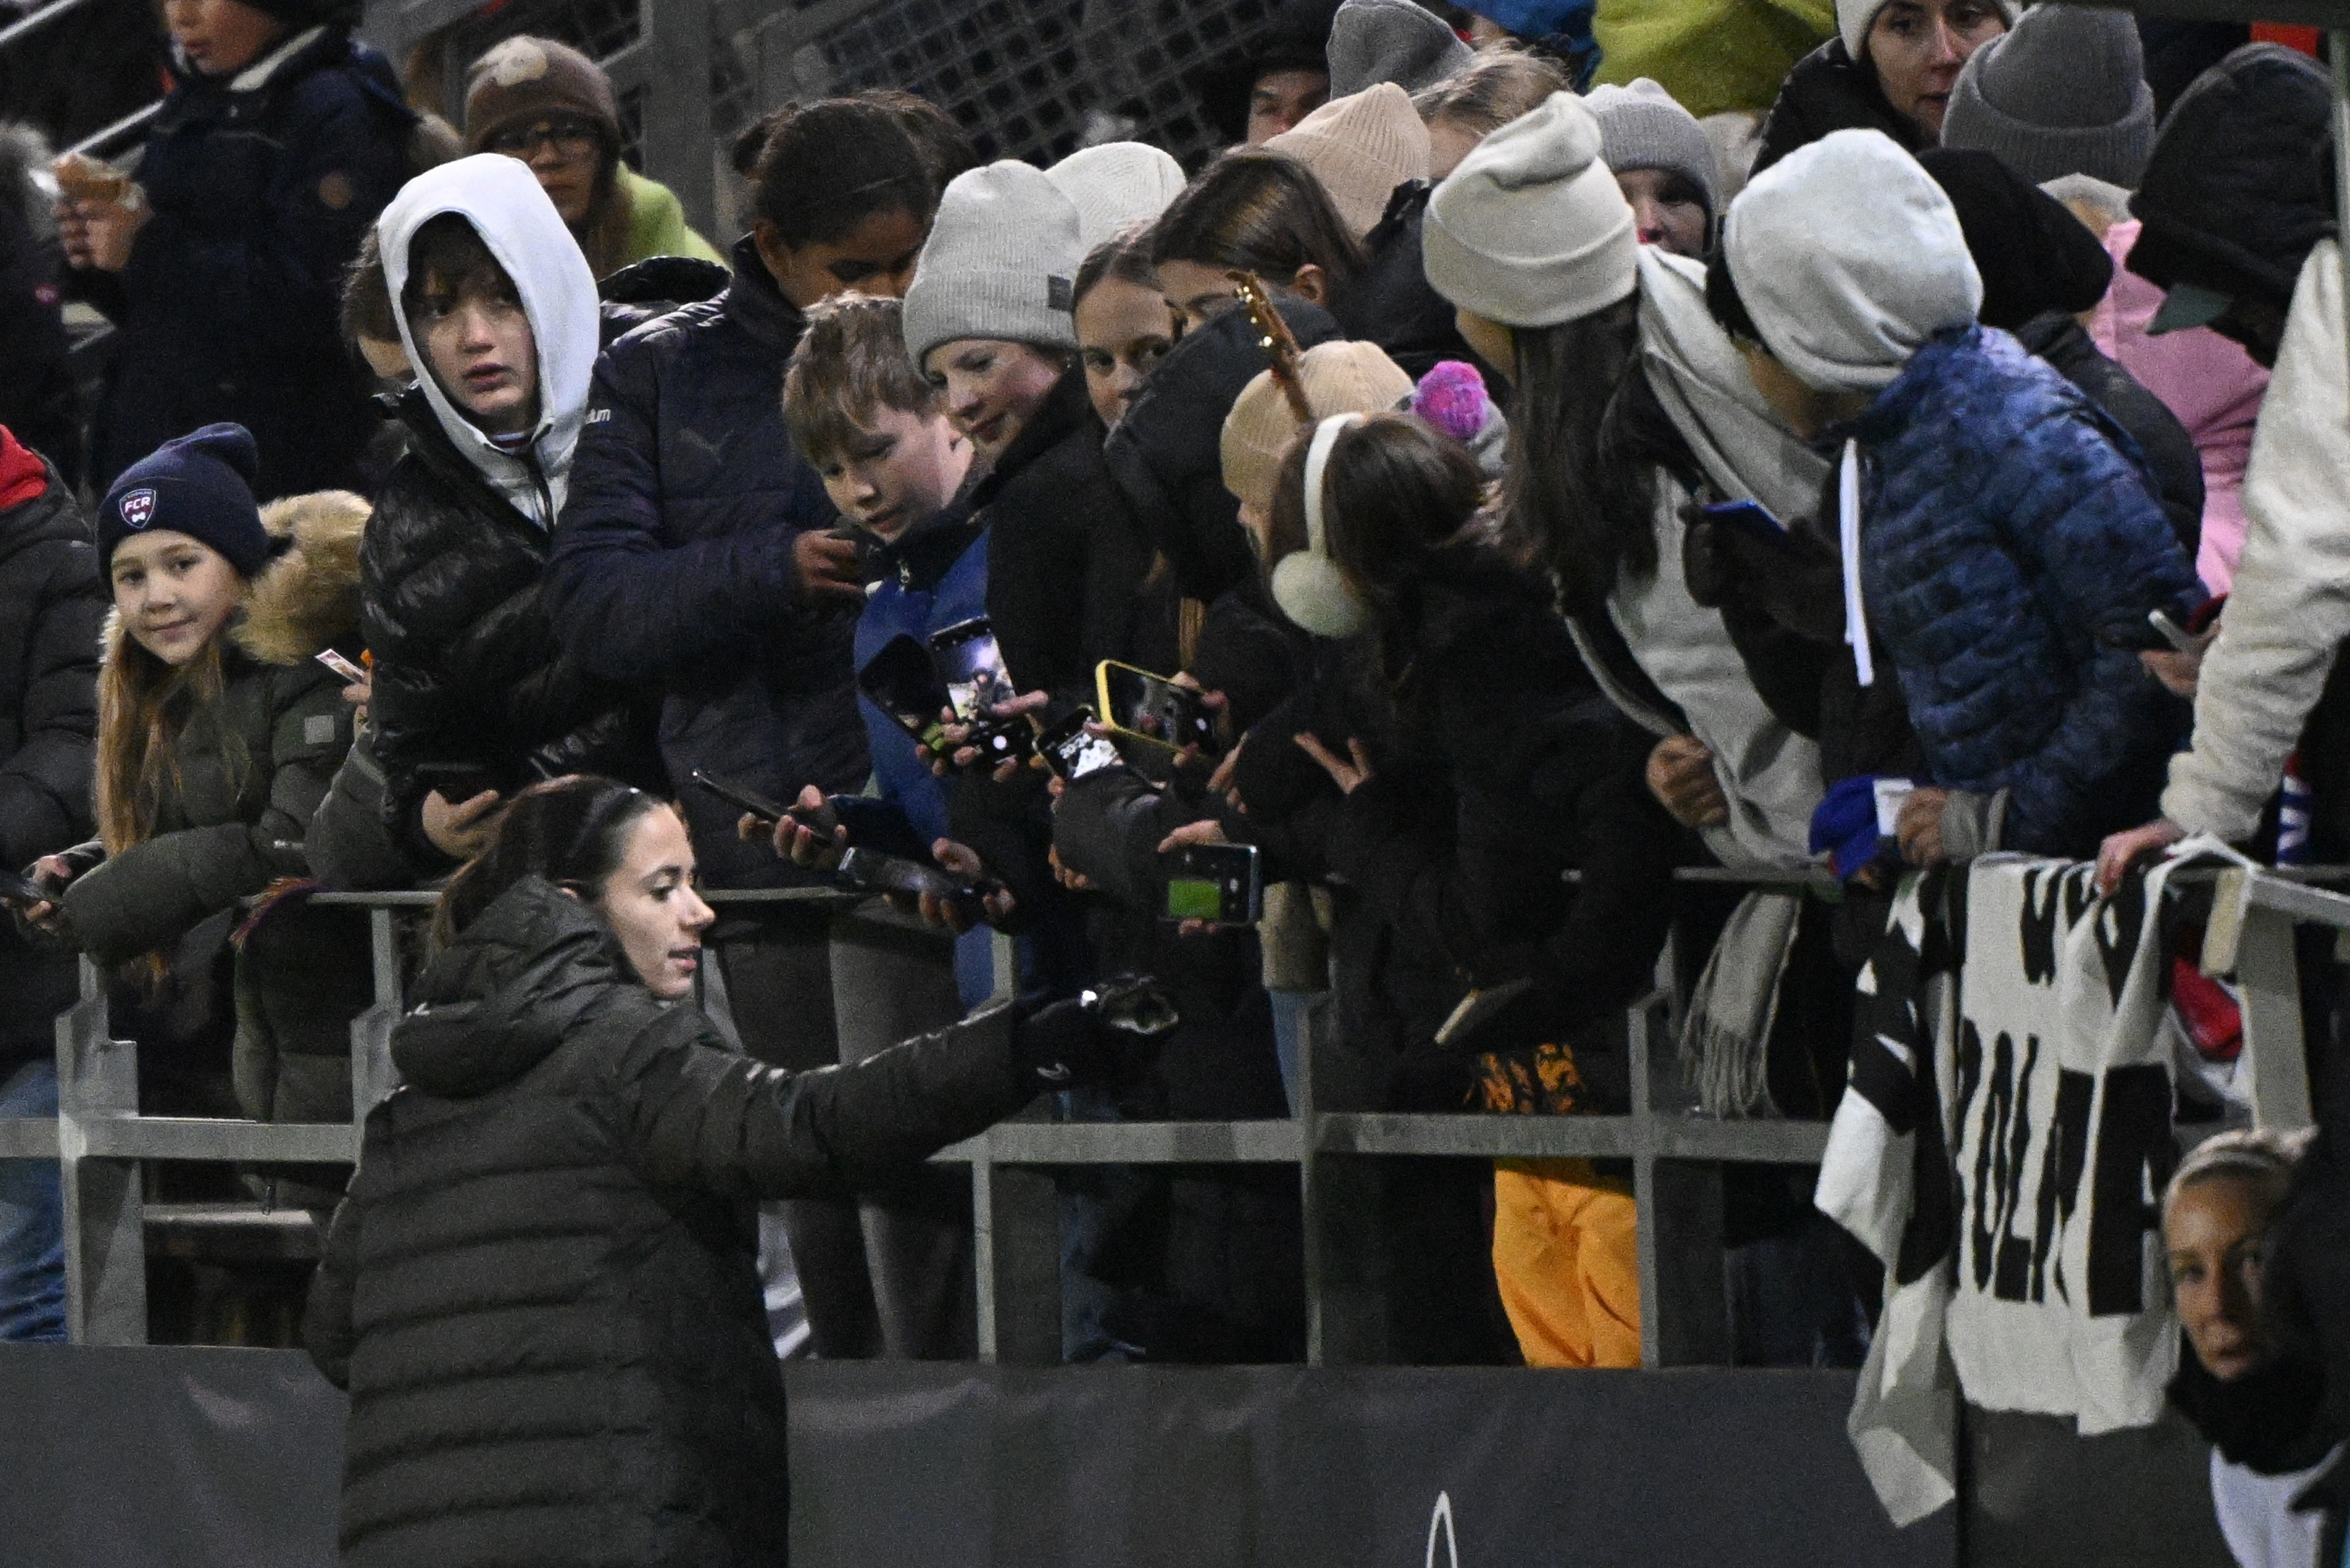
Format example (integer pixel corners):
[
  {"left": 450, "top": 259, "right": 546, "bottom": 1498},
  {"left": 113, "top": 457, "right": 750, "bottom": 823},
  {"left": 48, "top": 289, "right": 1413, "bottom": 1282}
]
[
  {"left": 545, "top": 236, "right": 864, "bottom": 888},
  {"left": 1854, "top": 327, "right": 2202, "bottom": 855}
]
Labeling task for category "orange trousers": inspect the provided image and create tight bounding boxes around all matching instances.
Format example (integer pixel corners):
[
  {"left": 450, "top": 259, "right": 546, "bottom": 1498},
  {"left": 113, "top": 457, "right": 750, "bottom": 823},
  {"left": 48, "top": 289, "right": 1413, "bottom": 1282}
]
[{"left": 1491, "top": 1157, "right": 1641, "bottom": 1368}]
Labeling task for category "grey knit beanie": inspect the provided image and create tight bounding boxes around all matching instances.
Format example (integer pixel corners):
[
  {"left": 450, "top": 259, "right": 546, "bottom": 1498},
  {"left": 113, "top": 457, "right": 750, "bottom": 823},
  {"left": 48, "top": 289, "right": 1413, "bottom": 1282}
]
[
  {"left": 1941, "top": 4, "right": 2155, "bottom": 190},
  {"left": 1585, "top": 78, "right": 1718, "bottom": 215},
  {"left": 902, "top": 160, "right": 1084, "bottom": 372},
  {"left": 1423, "top": 90, "right": 1638, "bottom": 329},
  {"left": 1328, "top": 0, "right": 1474, "bottom": 97}
]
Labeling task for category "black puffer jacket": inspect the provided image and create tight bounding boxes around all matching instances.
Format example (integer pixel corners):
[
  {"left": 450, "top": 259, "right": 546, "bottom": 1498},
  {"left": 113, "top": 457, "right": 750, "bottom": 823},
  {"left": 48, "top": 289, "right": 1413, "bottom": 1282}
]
[
  {"left": 1329, "top": 184, "right": 1494, "bottom": 383},
  {"left": 1104, "top": 295, "right": 1340, "bottom": 604},
  {"left": 0, "top": 451, "right": 101, "bottom": 1063},
  {"left": 304, "top": 877, "right": 1031, "bottom": 1568},
  {"left": 1752, "top": 39, "right": 1927, "bottom": 178},
  {"left": 978, "top": 367, "right": 1156, "bottom": 704},
  {"left": 2015, "top": 310, "right": 2205, "bottom": 555},
  {"left": 363, "top": 388, "right": 661, "bottom": 868}
]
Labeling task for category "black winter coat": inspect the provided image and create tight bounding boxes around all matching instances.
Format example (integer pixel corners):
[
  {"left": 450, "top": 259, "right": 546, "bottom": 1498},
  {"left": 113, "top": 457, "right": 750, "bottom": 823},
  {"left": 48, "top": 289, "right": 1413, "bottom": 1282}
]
[
  {"left": 1752, "top": 39, "right": 1926, "bottom": 178},
  {"left": 0, "top": 161, "right": 78, "bottom": 485},
  {"left": 2015, "top": 309, "right": 2206, "bottom": 557},
  {"left": 977, "top": 367, "right": 1156, "bottom": 704},
  {"left": 1104, "top": 295, "right": 1340, "bottom": 604},
  {"left": 547, "top": 234, "right": 864, "bottom": 887},
  {"left": 0, "top": 460, "right": 101, "bottom": 1061},
  {"left": 304, "top": 877, "right": 1031, "bottom": 1568},
  {"left": 363, "top": 388, "right": 661, "bottom": 869},
  {"left": 1328, "top": 184, "right": 1495, "bottom": 383},
  {"left": 85, "top": 30, "right": 415, "bottom": 499}
]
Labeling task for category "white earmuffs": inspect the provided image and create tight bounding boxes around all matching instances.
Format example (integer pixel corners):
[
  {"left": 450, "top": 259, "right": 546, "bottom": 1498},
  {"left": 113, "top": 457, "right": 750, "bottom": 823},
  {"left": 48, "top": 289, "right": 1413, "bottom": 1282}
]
[{"left": 1271, "top": 414, "right": 1371, "bottom": 639}]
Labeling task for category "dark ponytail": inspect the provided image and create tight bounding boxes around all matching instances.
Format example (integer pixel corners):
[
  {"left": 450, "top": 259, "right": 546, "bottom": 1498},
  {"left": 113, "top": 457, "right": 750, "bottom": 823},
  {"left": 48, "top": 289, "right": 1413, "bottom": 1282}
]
[
  {"left": 432, "top": 776, "right": 664, "bottom": 948},
  {"left": 750, "top": 98, "right": 936, "bottom": 249}
]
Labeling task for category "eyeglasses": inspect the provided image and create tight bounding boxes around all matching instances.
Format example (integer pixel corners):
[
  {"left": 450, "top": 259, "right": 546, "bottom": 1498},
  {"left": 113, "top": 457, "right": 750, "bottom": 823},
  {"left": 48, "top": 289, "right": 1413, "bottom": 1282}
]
[{"left": 485, "top": 117, "right": 602, "bottom": 160}]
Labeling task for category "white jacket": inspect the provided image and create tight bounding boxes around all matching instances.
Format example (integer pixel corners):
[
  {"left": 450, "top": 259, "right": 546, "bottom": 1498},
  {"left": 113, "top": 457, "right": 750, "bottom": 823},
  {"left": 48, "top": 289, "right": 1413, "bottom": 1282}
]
[
  {"left": 2163, "top": 241, "right": 2349, "bottom": 839},
  {"left": 375, "top": 155, "right": 601, "bottom": 530}
]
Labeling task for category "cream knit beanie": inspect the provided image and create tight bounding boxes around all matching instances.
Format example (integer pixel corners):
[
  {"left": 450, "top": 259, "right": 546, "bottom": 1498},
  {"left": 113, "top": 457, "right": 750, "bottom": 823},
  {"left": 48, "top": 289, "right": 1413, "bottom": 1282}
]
[
  {"left": 1421, "top": 90, "right": 1637, "bottom": 329},
  {"left": 1836, "top": 0, "right": 2016, "bottom": 63},
  {"left": 1221, "top": 340, "right": 1416, "bottom": 516},
  {"left": 1047, "top": 141, "right": 1188, "bottom": 252},
  {"left": 1723, "top": 129, "right": 1981, "bottom": 395},
  {"left": 1266, "top": 84, "right": 1433, "bottom": 238},
  {"left": 902, "top": 160, "right": 1084, "bottom": 372}
]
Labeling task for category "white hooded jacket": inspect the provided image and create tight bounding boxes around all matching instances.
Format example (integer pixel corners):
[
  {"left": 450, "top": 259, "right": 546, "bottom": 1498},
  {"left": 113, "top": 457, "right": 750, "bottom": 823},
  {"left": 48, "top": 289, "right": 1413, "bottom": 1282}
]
[{"left": 376, "top": 155, "right": 599, "bottom": 529}]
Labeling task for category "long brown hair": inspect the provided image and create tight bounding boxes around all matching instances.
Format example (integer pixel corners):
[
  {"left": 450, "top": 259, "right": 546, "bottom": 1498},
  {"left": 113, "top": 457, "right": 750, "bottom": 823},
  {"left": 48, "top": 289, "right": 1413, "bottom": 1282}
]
[
  {"left": 431, "top": 776, "right": 663, "bottom": 949},
  {"left": 1150, "top": 148, "right": 1364, "bottom": 295},
  {"left": 96, "top": 627, "right": 236, "bottom": 860}
]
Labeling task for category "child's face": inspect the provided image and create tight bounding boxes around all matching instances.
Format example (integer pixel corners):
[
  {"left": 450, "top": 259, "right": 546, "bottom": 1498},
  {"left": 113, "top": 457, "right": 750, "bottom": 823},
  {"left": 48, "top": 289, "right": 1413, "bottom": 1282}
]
[
  {"left": 1615, "top": 169, "right": 1709, "bottom": 261},
  {"left": 110, "top": 530, "right": 244, "bottom": 667},
  {"left": 164, "top": 0, "right": 283, "bottom": 77},
  {"left": 816, "top": 406, "right": 970, "bottom": 542},
  {"left": 413, "top": 271, "right": 540, "bottom": 439},
  {"left": 921, "top": 339, "right": 1065, "bottom": 466},
  {"left": 756, "top": 208, "right": 928, "bottom": 313},
  {"left": 1075, "top": 275, "right": 1177, "bottom": 431}
]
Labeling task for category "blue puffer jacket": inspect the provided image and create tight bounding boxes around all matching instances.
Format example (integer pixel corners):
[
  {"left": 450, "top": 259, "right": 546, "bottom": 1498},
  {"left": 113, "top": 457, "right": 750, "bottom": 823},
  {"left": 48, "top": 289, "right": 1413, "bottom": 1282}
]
[
  {"left": 546, "top": 234, "right": 865, "bottom": 888},
  {"left": 88, "top": 28, "right": 414, "bottom": 500},
  {"left": 1855, "top": 326, "right": 2203, "bottom": 855}
]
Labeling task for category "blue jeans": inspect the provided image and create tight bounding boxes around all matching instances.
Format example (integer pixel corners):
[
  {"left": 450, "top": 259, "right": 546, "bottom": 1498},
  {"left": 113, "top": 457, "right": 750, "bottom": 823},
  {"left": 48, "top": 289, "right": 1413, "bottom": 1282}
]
[{"left": 0, "top": 1056, "right": 64, "bottom": 1341}]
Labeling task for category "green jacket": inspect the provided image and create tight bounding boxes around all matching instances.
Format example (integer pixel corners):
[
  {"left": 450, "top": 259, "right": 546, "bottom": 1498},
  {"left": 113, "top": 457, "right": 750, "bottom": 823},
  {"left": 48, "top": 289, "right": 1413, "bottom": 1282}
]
[{"left": 616, "top": 164, "right": 726, "bottom": 272}]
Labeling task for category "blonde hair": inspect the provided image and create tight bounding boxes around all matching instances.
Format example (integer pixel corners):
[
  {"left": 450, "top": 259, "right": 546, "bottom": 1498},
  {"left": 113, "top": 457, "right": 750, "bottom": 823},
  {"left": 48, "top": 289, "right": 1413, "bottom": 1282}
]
[
  {"left": 2162, "top": 1126, "right": 2311, "bottom": 1226},
  {"left": 1411, "top": 46, "right": 1569, "bottom": 142}
]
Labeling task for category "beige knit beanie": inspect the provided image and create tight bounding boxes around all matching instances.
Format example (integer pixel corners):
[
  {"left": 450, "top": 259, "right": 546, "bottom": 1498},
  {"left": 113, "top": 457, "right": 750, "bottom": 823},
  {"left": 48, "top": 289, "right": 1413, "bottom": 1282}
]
[
  {"left": 1422, "top": 90, "right": 1637, "bottom": 329},
  {"left": 1266, "top": 83, "right": 1433, "bottom": 239},
  {"left": 1221, "top": 340, "right": 1416, "bottom": 516}
]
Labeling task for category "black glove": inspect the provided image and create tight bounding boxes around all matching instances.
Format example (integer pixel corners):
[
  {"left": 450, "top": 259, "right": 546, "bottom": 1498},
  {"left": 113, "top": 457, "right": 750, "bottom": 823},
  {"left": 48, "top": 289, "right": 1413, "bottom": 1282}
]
[{"left": 1010, "top": 975, "right": 1180, "bottom": 1091}]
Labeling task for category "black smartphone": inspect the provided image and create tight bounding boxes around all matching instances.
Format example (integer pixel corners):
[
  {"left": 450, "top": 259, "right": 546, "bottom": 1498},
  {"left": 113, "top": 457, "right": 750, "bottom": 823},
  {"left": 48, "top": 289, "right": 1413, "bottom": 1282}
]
[
  {"left": 1038, "top": 706, "right": 1122, "bottom": 782},
  {"left": 857, "top": 635, "right": 955, "bottom": 751},
  {"left": 1699, "top": 498, "right": 1794, "bottom": 549},
  {"left": 928, "top": 618, "right": 1032, "bottom": 767},
  {"left": 413, "top": 761, "right": 500, "bottom": 801},
  {"left": 928, "top": 618, "right": 1016, "bottom": 722},
  {"left": 688, "top": 768, "right": 790, "bottom": 824},
  {"left": 1097, "top": 661, "right": 1218, "bottom": 754},
  {"left": 1162, "top": 842, "right": 1262, "bottom": 925},
  {"left": 836, "top": 846, "right": 989, "bottom": 922}
]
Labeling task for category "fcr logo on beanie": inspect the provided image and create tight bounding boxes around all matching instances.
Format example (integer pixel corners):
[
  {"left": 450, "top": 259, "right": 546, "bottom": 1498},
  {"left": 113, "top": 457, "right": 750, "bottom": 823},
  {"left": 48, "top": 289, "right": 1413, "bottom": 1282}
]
[{"left": 98, "top": 423, "right": 271, "bottom": 578}]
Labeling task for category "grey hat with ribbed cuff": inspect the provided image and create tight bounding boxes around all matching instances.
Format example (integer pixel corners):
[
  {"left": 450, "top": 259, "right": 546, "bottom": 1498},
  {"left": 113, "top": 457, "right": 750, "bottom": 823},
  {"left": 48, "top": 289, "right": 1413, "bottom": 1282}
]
[
  {"left": 1940, "top": 3, "right": 2155, "bottom": 190},
  {"left": 901, "top": 159, "right": 1085, "bottom": 370}
]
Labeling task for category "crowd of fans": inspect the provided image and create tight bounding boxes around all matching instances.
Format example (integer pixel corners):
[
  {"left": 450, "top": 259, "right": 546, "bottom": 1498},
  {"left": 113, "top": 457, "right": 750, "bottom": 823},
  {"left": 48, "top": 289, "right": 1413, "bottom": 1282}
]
[{"left": 0, "top": 0, "right": 2344, "bottom": 1560}]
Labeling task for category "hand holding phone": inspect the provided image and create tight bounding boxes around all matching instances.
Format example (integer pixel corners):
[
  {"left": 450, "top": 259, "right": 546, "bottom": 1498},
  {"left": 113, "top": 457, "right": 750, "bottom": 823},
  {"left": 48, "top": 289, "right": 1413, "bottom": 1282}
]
[
  {"left": 1039, "top": 706, "right": 1123, "bottom": 783},
  {"left": 1160, "top": 841, "right": 1262, "bottom": 927},
  {"left": 689, "top": 768, "right": 790, "bottom": 825},
  {"left": 1096, "top": 661, "right": 1219, "bottom": 756},
  {"left": 773, "top": 786, "right": 849, "bottom": 869}
]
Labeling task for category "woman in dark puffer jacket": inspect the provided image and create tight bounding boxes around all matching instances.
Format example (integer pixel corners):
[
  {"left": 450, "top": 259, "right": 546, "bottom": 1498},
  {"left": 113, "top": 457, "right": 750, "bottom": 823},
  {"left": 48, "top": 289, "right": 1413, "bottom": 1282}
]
[
  {"left": 363, "top": 157, "right": 660, "bottom": 874},
  {"left": 305, "top": 777, "right": 1163, "bottom": 1568}
]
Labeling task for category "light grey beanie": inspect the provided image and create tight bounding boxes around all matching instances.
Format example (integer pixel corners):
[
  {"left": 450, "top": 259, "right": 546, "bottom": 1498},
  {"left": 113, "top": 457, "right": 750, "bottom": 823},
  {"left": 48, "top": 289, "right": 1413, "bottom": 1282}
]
[
  {"left": 1585, "top": 78, "right": 1718, "bottom": 215},
  {"left": 902, "top": 159, "right": 1084, "bottom": 372},
  {"left": 1047, "top": 141, "right": 1187, "bottom": 252},
  {"left": 1724, "top": 129, "right": 1981, "bottom": 396},
  {"left": 1328, "top": 0, "right": 1474, "bottom": 98},
  {"left": 1422, "top": 90, "right": 1639, "bottom": 329},
  {"left": 1941, "top": 4, "right": 2155, "bottom": 190},
  {"left": 1836, "top": 0, "right": 2016, "bottom": 64}
]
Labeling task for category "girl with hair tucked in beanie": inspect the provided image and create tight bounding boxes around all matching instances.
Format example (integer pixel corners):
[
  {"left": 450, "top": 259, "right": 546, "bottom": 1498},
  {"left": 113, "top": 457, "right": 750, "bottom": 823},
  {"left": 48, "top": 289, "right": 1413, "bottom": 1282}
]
[
  {"left": 25, "top": 424, "right": 369, "bottom": 1161},
  {"left": 55, "top": 0, "right": 419, "bottom": 501}
]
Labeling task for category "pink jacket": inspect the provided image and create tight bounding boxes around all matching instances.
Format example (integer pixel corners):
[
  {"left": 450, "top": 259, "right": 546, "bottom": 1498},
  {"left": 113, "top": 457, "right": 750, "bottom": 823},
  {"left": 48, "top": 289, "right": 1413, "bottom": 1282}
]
[{"left": 2090, "top": 220, "right": 2272, "bottom": 593}]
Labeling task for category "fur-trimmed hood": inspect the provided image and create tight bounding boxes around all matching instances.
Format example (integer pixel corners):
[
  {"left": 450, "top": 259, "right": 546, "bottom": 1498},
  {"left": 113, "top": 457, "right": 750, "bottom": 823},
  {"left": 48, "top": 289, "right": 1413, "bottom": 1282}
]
[{"left": 101, "top": 489, "right": 368, "bottom": 668}]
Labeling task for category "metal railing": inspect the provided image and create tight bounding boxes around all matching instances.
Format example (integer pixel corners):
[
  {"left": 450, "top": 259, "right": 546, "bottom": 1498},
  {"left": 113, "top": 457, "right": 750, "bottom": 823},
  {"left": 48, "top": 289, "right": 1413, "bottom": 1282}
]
[{"left": 0, "top": 862, "right": 2328, "bottom": 1364}]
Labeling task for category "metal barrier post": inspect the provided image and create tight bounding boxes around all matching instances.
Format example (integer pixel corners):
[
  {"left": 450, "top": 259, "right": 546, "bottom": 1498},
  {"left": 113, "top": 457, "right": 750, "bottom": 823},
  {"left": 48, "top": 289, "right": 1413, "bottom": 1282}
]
[
  {"left": 57, "top": 957, "right": 144, "bottom": 1346},
  {"left": 2204, "top": 868, "right": 2324, "bottom": 1130},
  {"left": 347, "top": 907, "right": 403, "bottom": 1120}
]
